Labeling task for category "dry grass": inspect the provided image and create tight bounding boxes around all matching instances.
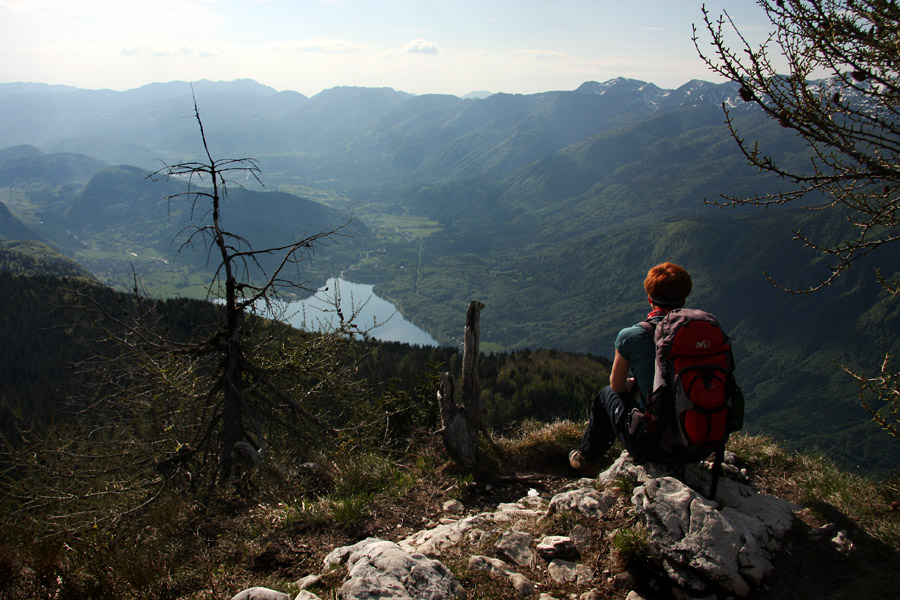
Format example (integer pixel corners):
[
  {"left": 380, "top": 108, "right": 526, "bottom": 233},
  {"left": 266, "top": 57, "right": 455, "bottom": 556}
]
[
  {"left": 491, "top": 419, "right": 583, "bottom": 470},
  {"left": 728, "top": 432, "right": 900, "bottom": 550},
  {"left": 3, "top": 424, "right": 900, "bottom": 600}
]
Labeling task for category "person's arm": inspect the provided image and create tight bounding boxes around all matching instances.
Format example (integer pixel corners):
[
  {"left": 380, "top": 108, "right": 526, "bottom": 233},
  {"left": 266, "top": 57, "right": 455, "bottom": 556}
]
[{"left": 609, "top": 349, "right": 633, "bottom": 394}]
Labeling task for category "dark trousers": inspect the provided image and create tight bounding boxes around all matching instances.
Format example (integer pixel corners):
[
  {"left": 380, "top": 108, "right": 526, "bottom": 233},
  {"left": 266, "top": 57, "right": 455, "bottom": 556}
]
[{"left": 579, "top": 386, "right": 661, "bottom": 463}]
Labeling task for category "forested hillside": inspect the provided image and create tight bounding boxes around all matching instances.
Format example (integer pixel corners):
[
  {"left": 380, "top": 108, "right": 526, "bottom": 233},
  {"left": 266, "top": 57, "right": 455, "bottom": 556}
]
[
  {"left": 0, "top": 240, "right": 95, "bottom": 278},
  {"left": 0, "top": 77, "right": 897, "bottom": 475},
  {"left": 0, "top": 266, "right": 607, "bottom": 450}
]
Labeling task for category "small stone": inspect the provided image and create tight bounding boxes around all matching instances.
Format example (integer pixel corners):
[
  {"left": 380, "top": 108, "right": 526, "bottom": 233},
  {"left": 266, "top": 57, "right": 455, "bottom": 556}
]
[
  {"left": 536, "top": 535, "right": 578, "bottom": 560},
  {"left": 496, "top": 529, "right": 534, "bottom": 567},
  {"left": 571, "top": 525, "right": 592, "bottom": 551},
  {"left": 295, "top": 575, "right": 320, "bottom": 590},
  {"left": 443, "top": 499, "right": 465, "bottom": 514},
  {"left": 547, "top": 559, "right": 593, "bottom": 585},
  {"left": 469, "top": 555, "right": 535, "bottom": 596},
  {"left": 508, "top": 572, "right": 536, "bottom": 596}
]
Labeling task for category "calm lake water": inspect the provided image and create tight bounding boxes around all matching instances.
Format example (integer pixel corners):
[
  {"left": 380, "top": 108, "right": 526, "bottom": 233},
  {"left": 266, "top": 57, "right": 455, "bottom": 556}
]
[{"left": 268, "top": 277, "right": 439, "bottom": 347}]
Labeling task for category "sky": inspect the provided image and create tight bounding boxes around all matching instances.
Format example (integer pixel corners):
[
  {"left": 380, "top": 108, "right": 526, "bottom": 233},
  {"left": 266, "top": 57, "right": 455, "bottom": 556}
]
[{"left": 0, "top": 0, "right": 777, "bottom": 97}]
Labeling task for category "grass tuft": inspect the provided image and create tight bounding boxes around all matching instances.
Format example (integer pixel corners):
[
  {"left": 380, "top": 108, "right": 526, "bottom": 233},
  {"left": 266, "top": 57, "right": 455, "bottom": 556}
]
[
  {"left": 493, "top": 420, "right": 582, "bottom": 470},
  {"left": 610, "top": 524, "right": 654, "bottom": 570},
  {"left": 612, "top": 475, "right": 638, "bottom": 498}
]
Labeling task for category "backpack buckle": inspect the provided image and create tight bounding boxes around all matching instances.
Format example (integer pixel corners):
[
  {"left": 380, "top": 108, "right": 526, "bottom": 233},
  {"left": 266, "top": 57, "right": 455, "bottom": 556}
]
[{"left": 628, "top": 408, "right": 647, "bottom": 437}]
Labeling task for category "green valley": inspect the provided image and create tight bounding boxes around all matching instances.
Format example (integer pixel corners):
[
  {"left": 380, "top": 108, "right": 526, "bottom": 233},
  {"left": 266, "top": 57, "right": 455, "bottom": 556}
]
[{"left": 1, "top": 77, "right": 898, "bottom": 476}]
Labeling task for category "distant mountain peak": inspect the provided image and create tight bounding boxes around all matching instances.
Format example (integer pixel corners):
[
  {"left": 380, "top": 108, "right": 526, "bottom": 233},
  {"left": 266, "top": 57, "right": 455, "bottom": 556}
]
[
  {"left": 576, "top": 78, "right": 658, "bottom": 94},
  {"left": 573, "top": 78, "right": 743, "bottom": 111}
]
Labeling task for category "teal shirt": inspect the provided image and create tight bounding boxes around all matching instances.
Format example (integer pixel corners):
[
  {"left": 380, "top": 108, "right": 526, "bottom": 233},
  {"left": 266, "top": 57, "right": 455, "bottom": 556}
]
[{"left": 614, "top": 318, "right": 660, "bottom": 408}]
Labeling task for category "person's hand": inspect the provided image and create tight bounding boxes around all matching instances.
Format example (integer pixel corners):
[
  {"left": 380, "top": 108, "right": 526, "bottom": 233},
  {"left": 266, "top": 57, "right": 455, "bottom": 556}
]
[{"left": 626, "top": 377, "right": 636, "bottom": 393}]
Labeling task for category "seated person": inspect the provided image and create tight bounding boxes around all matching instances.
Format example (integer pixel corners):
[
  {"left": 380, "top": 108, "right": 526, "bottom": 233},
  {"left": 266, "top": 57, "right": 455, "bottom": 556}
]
[{"left": 569, "top": 262, "right": 692, "bottom": 477}]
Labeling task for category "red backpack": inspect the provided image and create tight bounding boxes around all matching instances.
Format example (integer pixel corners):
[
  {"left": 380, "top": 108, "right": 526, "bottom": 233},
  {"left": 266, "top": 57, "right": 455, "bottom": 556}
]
[{"left": 639, "top": 308, "right": 743, "bottom": 497}]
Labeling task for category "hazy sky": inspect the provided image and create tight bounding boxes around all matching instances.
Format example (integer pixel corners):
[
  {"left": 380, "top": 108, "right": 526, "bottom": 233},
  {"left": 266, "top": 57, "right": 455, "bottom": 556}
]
[{"left": 0, "top": 0, "right": 776, "bottom": 97}]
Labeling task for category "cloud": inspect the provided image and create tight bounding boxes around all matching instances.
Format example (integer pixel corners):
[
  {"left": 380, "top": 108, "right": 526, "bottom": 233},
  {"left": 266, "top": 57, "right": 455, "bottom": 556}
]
[{"left": 403, "top": 39, "right": 440, "bottom": 55}]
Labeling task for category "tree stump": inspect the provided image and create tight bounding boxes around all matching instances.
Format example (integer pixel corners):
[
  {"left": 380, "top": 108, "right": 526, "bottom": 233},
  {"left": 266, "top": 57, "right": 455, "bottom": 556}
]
[{"left": 437, "top": 301, "right": 485, "bottom": 468}]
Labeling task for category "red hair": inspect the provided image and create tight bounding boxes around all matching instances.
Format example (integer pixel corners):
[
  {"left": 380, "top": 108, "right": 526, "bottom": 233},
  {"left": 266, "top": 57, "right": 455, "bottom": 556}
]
[{"left": 644, "top": 262, "right": 692, "bottom": 307}]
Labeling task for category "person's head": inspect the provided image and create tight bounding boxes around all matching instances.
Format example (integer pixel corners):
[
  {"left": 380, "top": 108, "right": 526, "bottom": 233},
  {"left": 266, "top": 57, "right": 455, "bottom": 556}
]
[{"left": 644, "top": 262, "right": 692, "bottom": 309}]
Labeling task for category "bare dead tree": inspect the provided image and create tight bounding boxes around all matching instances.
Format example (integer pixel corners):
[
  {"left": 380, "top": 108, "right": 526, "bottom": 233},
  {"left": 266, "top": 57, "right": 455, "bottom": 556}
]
[
  {"left": 694, "top": 0, "right": 900, "bottom": 438},
  {"left": 437, "top": 300, "right": 486, "bottom": 467},
  {"left": 133, "top": 94, "right": 374, "bottom": 486}
]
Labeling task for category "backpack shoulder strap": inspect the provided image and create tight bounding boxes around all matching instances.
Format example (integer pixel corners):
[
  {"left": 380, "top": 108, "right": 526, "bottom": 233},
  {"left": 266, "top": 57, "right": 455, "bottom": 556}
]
[{"left": 638, "top": 321, "right": 655, "bottom": 333}]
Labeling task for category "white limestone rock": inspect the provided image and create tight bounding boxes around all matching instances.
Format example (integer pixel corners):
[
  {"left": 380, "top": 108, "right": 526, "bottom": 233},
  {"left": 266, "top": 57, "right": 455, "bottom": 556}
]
[
  {"left": 548, "top": 487, "right": 616, "bottom": 519},
  {"left": 230, "top": 588, "right": 290, "bottom": 600},
  {"left": 324, "top": 537, "right": 464, "bottom": 600},
  {"left": 496, "top": 529, "right": 534, "bottom": 567},
  {"left": 546, "top": 558, "right": 593, "bottom": 585},
  {"left": 633, "top": 470, "right": 799, "bottom": 598},
  {"left": 468, "top": 554, "right": 536, "bottom": 596},
  {"left": 536, "top": 535, "right": 578, "bottom": 560}
]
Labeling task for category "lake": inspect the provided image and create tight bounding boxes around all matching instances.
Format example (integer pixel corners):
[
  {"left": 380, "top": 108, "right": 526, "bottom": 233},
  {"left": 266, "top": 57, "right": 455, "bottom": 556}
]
[{"left": 267, "top": 277, "right": 439, "bottom": 347}]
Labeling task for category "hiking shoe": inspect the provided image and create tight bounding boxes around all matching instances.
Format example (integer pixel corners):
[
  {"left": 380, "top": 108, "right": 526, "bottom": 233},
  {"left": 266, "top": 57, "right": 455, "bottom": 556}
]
[{"left": 568, "top": 449, "right": 602, "bottom": 478}]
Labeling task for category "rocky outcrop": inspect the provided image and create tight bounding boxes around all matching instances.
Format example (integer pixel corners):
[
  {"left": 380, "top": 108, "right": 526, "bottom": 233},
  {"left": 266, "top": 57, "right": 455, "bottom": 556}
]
[
  {"left": 230, "top": 451, "right": 802, "bottom": 600},
  {"left": 600, "top": 452, "right": 800, "bottom": 597}
]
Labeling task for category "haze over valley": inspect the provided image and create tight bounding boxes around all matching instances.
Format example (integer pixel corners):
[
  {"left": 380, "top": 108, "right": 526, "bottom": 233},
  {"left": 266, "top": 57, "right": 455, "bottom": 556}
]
[{"left": 1, "top": 76, "right": 898, "bottom": 475}]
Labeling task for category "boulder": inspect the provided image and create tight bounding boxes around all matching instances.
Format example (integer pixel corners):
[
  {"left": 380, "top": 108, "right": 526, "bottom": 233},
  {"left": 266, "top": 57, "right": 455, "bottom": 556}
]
[
  {"left": 324, "top": 537, "right": 465, "bottom": 600},
  {"left": 595, "top": 451, "right": 799, "bottom": 597},
  {"left": 635, "top": 476, "right": 751, "bottom": 596},
  {"left": 632, "top": 466, "right": 799, "bottom": 597}
]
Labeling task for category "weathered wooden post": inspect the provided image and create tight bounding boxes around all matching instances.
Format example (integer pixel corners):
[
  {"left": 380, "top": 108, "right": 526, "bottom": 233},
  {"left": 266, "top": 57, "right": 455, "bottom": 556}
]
[{"left": 437, "top": 300, "right": 485, "bottom": 468}]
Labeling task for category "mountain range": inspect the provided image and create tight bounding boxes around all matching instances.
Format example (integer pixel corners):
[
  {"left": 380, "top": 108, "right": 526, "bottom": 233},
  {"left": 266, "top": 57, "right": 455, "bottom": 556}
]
[{"left": 1, "top": 77, "right": 898, "bottom": 476}]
